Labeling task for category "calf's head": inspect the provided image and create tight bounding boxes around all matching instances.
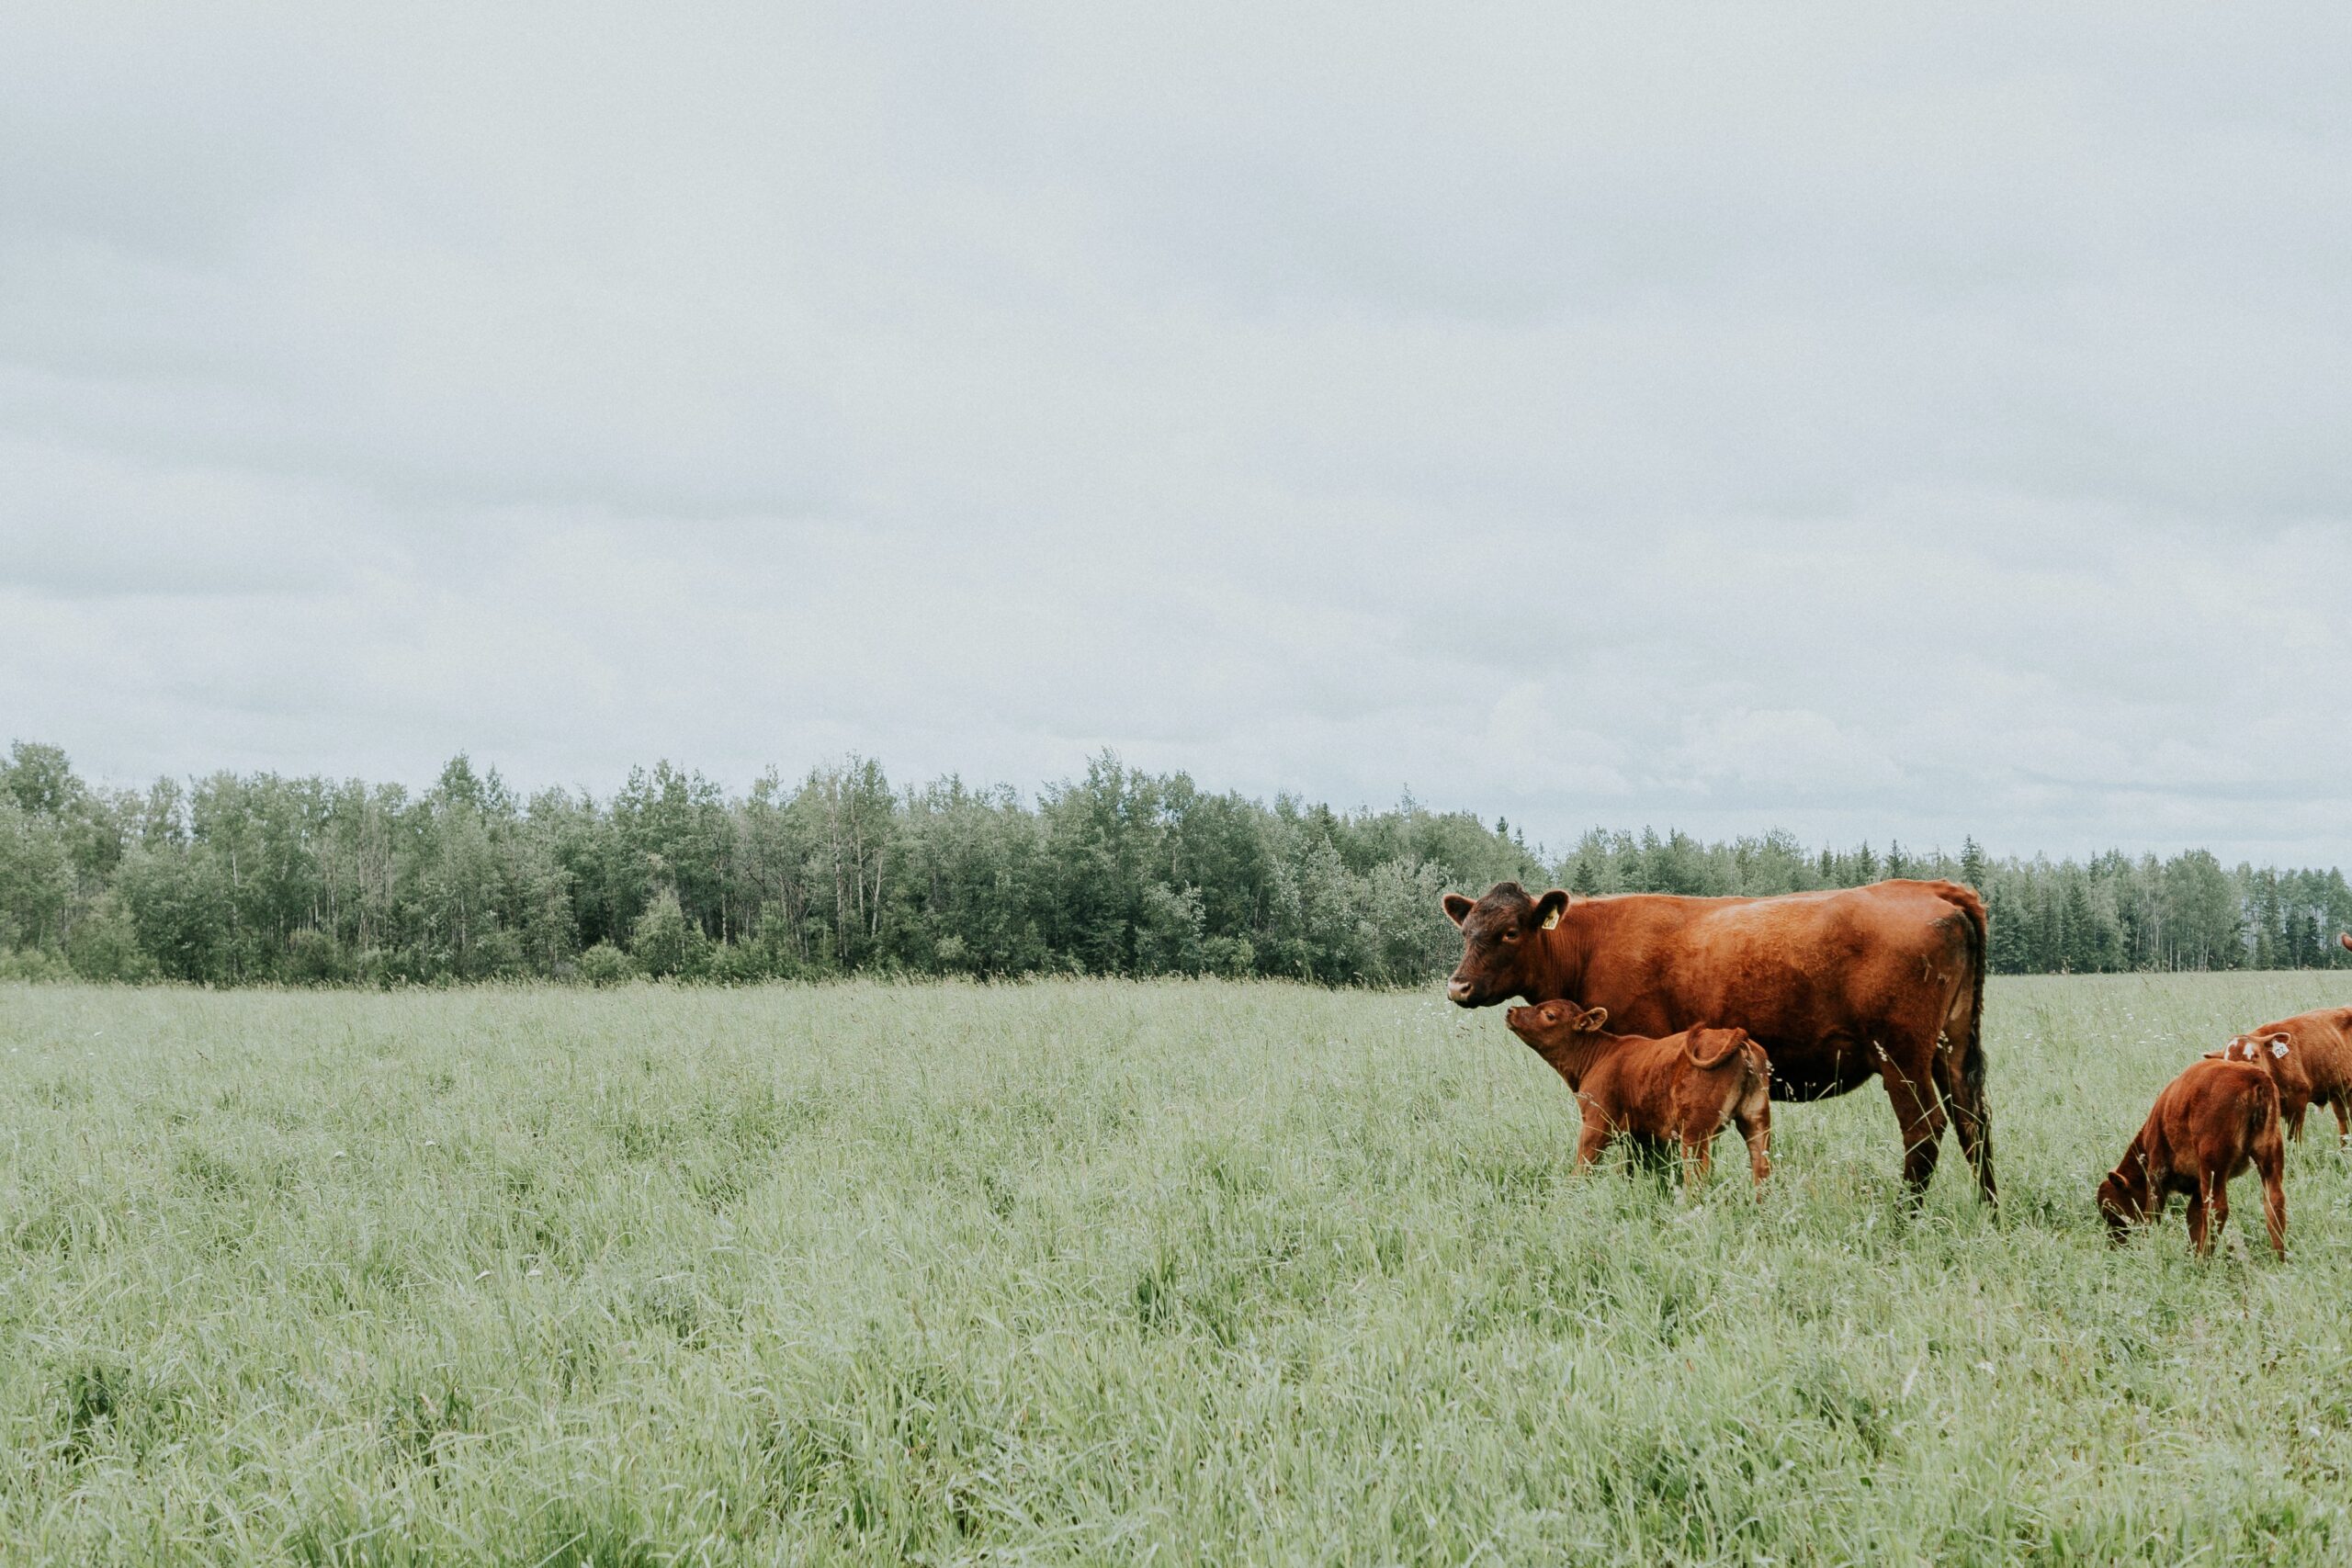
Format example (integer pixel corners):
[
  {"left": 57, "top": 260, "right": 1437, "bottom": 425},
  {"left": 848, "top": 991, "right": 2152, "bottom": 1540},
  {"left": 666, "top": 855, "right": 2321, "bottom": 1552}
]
[
  {"left": 2208, "top": 1032, "right": 2291, "bottom": 1066},
  {"left": 2095, "top": 1161, "right": 2149, "bottom": 1241},
  {"left": 1441, "top": 881, "right": 1569, "bottom": 1006},
  {"left": 1503, "top": 998, "right": 1608, "bottom": 1050}
]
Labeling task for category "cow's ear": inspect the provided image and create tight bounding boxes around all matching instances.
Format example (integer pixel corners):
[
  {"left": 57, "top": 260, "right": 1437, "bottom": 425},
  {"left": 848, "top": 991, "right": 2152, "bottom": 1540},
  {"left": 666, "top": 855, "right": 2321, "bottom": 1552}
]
[
  {"left": 1442, "top": 893, "right": 1475, "bottom": 928},
  {"left": 1532, "top": 889, "right": 1569, "bottom": 931},
  {"left": 1575, "top": 1007, "right": 1607, "bottom": 1032}
]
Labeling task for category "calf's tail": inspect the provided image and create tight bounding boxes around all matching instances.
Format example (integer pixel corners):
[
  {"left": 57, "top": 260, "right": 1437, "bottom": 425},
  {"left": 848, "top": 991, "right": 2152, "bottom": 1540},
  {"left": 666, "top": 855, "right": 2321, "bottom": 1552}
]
[
  {"left": 1686, "top": 1027, "right": 1752, "bottom": 1071},
  {"left": 2250, "top": 1076, "right": 2284, "bottom": 1156}
]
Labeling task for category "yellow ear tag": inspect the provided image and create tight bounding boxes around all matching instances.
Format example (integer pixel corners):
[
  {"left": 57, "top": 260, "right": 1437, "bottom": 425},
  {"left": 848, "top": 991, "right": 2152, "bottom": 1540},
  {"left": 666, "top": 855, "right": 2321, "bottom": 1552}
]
[{"left": 1541, "top": 908, "right": 1561, "bottom": 931}]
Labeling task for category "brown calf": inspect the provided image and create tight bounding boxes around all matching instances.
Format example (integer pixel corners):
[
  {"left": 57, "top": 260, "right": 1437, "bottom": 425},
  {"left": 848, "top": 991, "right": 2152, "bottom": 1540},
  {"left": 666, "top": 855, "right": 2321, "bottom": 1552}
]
[
  {"left": 1504, "top": 999, "right": 1772, "bottom": 1191},
  {"left": 2206, "top": 1004, "right": 2352, "bottom": 1144},
  {"left": 2097, "top": 1057, "right": 2285, "bottom": 1258}
]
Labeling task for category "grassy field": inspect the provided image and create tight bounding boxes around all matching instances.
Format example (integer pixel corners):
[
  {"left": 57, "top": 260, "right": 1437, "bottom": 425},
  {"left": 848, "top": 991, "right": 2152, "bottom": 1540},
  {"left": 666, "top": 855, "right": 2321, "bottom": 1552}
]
[{"left": 5, "top": 975, "right": 2352, "bottom": 1565}]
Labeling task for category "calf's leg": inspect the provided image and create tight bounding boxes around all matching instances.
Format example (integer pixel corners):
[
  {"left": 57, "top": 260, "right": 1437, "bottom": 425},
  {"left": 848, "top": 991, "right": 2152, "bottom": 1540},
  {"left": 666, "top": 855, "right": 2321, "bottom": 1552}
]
[
  {"left": 2257, "top": 1115, "right": 2289, "bottom": 1258},
  {"left": 1679, "top": 1128, "right": 1715, "bottom": 1190},
  {"left": 1737, "top": 1100, "right": 1772, "bottom": 1194},
  {"left": 2186, "top": 1183, "right": 2212, "bottom": 1256}
]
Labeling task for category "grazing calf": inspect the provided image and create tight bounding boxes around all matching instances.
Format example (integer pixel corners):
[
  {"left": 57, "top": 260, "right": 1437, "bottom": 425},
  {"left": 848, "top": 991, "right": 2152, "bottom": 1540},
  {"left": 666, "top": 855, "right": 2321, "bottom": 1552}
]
[
  {"left": 2206, "top": 1007, "right": 2352, "bottom": 1144},
  {"left": 2097, "top": 1057, "right": 2285, "bottom": 1258},
  {"left": 1504, "top": 999, "right": 1772, "bottom": 1191}
]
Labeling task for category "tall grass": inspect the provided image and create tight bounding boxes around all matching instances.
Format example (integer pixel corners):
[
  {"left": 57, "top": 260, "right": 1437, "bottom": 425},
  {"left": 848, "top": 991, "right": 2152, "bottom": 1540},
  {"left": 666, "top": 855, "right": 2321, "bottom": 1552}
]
[{"left": 5, "top": 975, "right": 2351, "bottom": 1564}]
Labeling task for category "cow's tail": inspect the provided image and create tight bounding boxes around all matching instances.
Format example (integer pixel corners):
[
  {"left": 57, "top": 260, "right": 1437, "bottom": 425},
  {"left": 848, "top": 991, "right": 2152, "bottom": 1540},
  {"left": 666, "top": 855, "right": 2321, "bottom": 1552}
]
[
  {"left": 1953, "top": 883, "right": 1989, "bottom": 1101},
  {"left": 1926, "top": 878, "right": 1995, "bottom": 1203}
]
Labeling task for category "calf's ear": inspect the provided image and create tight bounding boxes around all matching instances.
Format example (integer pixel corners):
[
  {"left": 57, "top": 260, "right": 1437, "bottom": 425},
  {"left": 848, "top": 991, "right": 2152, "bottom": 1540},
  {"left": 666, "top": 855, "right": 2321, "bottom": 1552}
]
[
  {"left": 1442, "top": 892, "right": 1475, "bottom": 927},
  {"left": 1575, "top": 1007, "right": 1608, "bottom": 1032},
  {"left": 1532, "top": 888, "right": 1570, "bottom": 931}
]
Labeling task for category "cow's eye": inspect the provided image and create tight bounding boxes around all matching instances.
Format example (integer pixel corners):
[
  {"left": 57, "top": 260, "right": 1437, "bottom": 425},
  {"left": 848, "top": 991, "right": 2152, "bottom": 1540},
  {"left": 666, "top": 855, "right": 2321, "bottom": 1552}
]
[{"left": 1500, "top": 930, "right": 1518, "bottom": 942}]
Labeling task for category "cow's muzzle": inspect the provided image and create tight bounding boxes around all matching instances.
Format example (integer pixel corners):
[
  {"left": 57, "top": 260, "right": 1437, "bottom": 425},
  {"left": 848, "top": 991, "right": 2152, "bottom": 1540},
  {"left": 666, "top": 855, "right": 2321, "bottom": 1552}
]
[{"left": 1446, "top": 977, "right": 1477, "bottom": 1006}]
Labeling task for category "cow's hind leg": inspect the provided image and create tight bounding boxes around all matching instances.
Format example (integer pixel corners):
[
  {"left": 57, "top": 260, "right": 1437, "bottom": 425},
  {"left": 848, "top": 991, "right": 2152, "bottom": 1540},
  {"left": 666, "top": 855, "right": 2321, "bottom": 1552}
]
[
  {"left": 1932, "top": 1040, "right": 1997, "bottom": 1208},
  {"left": 1878, "top": 1041, "right": 1948, "bottom": 1199}
]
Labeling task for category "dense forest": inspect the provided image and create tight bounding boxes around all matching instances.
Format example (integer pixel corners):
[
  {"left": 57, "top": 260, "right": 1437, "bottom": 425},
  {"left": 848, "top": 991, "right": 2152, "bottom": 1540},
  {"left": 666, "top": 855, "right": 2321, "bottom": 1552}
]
[{"left": 1, "top": 740, "right": 2346, "bottom": 987}]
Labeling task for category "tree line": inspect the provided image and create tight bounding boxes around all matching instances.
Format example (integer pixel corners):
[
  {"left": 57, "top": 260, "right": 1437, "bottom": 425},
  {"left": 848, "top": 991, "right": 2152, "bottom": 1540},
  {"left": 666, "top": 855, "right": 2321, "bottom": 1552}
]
[{"left": 2, "top": 739, "right": 2346, "bottom": 987}]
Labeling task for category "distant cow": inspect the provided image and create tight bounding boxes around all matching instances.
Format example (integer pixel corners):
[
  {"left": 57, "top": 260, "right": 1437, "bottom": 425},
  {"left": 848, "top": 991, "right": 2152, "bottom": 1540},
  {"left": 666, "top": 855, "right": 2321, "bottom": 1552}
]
[
  {"left": 2204, "top": 1007, "right": 2352, "bottom": 1144},
  {"left": 1443, "top": 879, "right": 1992, "bottom": 1201},
  {"left": 2097, "top": 1056, "right": 2285, "bottom": 1258},
  {"left": 1505, "top": 999, "right": 1771, "bottom": 1191}
]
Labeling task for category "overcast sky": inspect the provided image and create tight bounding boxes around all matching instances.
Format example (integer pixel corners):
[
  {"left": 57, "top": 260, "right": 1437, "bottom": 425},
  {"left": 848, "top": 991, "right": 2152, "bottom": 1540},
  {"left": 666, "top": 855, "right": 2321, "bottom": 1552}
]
[{"left": 5, "top": 6, "right": 2349, "bottom": 865}]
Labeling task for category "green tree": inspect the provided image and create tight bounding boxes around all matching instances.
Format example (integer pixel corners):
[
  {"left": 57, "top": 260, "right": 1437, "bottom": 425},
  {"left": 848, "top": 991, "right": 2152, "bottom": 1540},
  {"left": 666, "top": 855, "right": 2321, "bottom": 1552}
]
[{"left": 631, "top": 888, "right": 711, "bottom": 979}]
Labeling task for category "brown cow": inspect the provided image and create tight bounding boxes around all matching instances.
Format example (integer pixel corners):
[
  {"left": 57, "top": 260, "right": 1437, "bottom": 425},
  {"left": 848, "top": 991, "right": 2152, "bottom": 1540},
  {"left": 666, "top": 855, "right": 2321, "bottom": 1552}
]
[
  {"left": 2097, "top": 1056, "right": 2285, "bottom": 1258},
  {"left": 1504, "top": 999, "right": 1772, "bottom": 1191},
  {"left": 2206, "top": 1009, "right": 2352, "bottom": 1143},
  {"left": 1443, "top": 879, "right": 1992, "bottom": 1201}
]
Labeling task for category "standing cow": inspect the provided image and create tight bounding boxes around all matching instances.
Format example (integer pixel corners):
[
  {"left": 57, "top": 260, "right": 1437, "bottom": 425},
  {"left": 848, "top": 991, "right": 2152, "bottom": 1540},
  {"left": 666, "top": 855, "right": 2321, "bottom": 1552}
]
[{"left": 1442, "top": 879, "right": 1993, "bottom": 1202}]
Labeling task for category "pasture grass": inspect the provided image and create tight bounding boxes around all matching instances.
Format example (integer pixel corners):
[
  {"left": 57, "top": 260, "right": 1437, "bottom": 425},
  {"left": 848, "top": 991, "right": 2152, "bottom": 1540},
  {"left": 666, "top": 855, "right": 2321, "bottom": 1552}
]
[{"left": 5, "top": 974, "right": 2352, "bottom": 1564}]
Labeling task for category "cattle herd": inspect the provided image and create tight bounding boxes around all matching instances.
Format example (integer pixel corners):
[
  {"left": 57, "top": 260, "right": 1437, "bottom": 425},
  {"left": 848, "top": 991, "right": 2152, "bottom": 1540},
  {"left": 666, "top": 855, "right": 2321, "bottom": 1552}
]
[{"left": 1442, "top": 880, "right": 2352, "bottom": 1258}]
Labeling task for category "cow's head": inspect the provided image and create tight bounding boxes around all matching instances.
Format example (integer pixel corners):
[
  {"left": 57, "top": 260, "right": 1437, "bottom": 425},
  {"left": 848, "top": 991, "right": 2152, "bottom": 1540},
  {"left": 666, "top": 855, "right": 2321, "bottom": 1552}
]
[
  {"left": 1503, "top": 998, "right": 1607, "bottom": 1048},
  {"left": 1442, "top": 881, "right": 1569, "bottom": 1007}
]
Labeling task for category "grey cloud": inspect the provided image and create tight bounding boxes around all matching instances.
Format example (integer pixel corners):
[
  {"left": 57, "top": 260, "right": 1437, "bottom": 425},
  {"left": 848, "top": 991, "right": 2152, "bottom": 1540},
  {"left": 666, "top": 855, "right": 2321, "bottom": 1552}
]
[{"left": 2, "top": 4, "right": 2348, "bottom": 865}]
